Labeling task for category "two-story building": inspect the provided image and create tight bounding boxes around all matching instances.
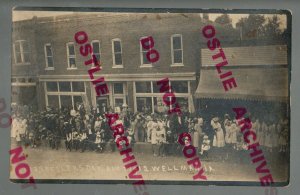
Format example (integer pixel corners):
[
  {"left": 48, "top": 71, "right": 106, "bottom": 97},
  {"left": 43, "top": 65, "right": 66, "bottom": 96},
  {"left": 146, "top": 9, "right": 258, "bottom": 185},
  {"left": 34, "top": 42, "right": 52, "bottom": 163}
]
[
  {"left": 12, "top": 13, "right": 212, "bottom": 113},
  {"left": 12, "top": 12, "right": 289, "bottom": 116}
]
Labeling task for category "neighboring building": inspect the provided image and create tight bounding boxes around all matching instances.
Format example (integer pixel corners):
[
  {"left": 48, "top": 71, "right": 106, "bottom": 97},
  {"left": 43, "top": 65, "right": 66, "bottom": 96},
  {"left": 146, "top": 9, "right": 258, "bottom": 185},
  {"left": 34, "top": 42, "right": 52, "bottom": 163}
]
[
  {"left": 12, "top": 19, "right": 38, "bottom": 106},
  {"left": 195, "top": 45, "right": 289, "bottom": 117}
]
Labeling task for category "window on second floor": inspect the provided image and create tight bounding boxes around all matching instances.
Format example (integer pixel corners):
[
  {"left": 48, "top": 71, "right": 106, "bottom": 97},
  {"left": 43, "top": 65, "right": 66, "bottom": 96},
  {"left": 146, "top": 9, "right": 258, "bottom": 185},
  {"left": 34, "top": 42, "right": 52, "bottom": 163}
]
[
  {"left": 13, "top": 40, "right": 30, "bottom": 65},
  {"left": 140, "top": 36, "right": 152, "bottom": 67},
  {"left": 66, "top": 42, "right": 77, "bottom": 69},
  {"left": 91, "top": 40, "right": 101, "bottom": 63},
  {"left": 171, "top": 34, "right": 183, "bottom": 65},
  {"left": 44, "top": 43, "right": 54, "bottom": 69},
  {"left": 112, "top": 39, "right": 123, "bottom": 67}
]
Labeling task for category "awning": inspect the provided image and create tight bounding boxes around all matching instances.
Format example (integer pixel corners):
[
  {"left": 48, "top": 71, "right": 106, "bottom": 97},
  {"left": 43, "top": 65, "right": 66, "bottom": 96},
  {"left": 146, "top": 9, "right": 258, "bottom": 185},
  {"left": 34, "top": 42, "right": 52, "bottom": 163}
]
[{"left": 194, "top": 67, "right": 289, "bottom": 102}]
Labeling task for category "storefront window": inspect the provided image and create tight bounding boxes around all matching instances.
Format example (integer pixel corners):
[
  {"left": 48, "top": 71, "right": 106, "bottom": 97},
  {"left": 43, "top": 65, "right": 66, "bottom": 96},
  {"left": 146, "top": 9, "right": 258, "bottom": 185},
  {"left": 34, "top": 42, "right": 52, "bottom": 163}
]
[
  {"left": 96, "top": 96, "right": 109, "bottom": 108},
  {"left": 136, "top": 82, "right": 151, "bottom": 93},
  {"left": 73, "top": 96, "right": 83, "bottom": 107},
  {"left": 113, "top": 83, "right": 124, "bottom": 94},
  {"left": 176, "top": 97, "right": 189, "bottom": 112},
  {"left": 136, "top": 97, "right": 152, "bottom": 113},
  {"left": 60, "top": 95, "right": 72, "bottom": 109},
  {"left": 115, "top": 98, "right": 124, "bottom": 106},
  {"left": 154, "top": 97, "right": 169, "bottom": 113},
  {"left": 46, "top": 82, "right": 58, "bottom": 92},
  {"left": 134, "top": 80, "right": 190, "bottom": 113},
  {"left": 152, "top": 81, "right": 166, "bottom": 93},
  {"left": 47, "top": 95, "right": 59, "bottom": 108},
  {"left": 171, "top": 81, "right": 188, "bottom": 93},
  {"left": 72, "top": 82, "right": 85, "bottom": 92},
  {"left": 46, "top": 81, "right": 85, "bottom": 109},
  {"left": 59, "top": 82, "right": 71, "bottom": 92}
]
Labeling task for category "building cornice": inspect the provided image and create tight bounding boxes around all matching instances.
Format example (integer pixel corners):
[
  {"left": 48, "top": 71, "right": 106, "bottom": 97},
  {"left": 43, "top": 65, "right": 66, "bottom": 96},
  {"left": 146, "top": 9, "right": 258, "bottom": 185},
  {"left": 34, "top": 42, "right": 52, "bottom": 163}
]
[{"left": 38, "top": 72, "right": 196, "bottom": 81}]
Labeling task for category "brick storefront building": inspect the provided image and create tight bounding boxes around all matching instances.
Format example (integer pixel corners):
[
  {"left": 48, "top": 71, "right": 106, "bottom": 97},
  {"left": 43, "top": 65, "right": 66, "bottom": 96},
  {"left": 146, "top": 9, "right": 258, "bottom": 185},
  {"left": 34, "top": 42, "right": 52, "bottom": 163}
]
[
  {"left": 12, "top": 13, "right": 211, "bottom": 113},
  {"left": 12, "top": 12, "right": 288, "bottom": 114}
]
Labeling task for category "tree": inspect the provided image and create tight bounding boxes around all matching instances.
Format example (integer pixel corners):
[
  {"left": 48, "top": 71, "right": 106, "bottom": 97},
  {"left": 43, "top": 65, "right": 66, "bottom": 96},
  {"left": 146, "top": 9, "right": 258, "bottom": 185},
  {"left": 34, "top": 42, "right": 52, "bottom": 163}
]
[
  {"left": 262, "top": 15, "right": 282, "bottom": 39},
  {"left": 215, "top": 14, "right": 233, "bottom": 28},
  {"left": 236, "top": 14, "right": 265, "bottom": 39}
]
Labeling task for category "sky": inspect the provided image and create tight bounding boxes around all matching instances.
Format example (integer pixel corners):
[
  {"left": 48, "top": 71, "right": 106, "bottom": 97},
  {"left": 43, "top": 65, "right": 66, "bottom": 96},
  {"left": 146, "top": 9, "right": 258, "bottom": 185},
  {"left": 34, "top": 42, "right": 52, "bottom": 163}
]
[{"left": 12, "top": 11, "right": 287, "bottom": 29}]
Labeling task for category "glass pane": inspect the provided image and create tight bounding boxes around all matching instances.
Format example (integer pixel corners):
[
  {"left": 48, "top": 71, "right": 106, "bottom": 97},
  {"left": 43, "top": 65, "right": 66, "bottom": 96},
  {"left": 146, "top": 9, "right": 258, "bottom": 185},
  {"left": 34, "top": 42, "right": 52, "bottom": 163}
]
[
  {"left": 18, "top": 78, "right": 26, "bottom": 83},
  {"left": 173, "top": 36, "right": 182, "bottom": 50},
  {"left": 173, "top": 50, "right": 182, "bottom": 63},
  {"left": 60, "top": 95, "right": 72, "bottom": 109},
  {"left": 46, "top": 45, "right": 52, "bottom": 56},
  {"left": 135, "top": 82, "right": 151, "bottom": 93},
  {"left": 12, "top": 86, "right": 18, "bottom": 103},
  {"left": 68, "top": 44, "right": 75, "bottom": 55},
  {"left": 171, "top": 81, "right": 188, "bottom": 93},
  {"left": 113, "top": 83, "right": 123, "bottom": 94},
  {"left": 47, "top": 95, "right": 59, "bottom": 108},
  {"left": 72, "top": 82, "right": 85, "bottom": 92},
  {"left": 22, "top": 41, "right": 30, "bottom": 52},
  {"left": 15, "top": 42, "right": 21, "bottom": 52},
  {"left": 59, "top": 82, "right": 71, "bottom": 92},
  {"left": 114, "top": 98, "right": 124, "bottom": 108},
  {"left": 152, "top": 81, "right": 164, "bottom": 93},
  {"left": 69, "top": 58, "right": 76, "bottom": 68},
  {"left": 114, "top": 53, "right": 122, "bottom": 65},
  {"left": 96, "top": 97, "right": 109, "bottom": 108},
  {"left": 28, "top": 78, "right": 35, "bottom": 83},
  {"left": 142, "top": 52, "right": 149, "bottom": 64},
  {"left": 46, "top": 82, "right": 58, "bottom": 92},
  {"left": 47, "top": 57, "right": 54, "bottom": 67},
  {"left": 94, "top": 53, "right": 100, "bottom": 62},
  {"left": 113, "top": 41, "right": 121, "bottom": 52},
  {"left": 136, "top": 97, "right": 152, "bottom": 113},
  {"left": 92, "top": 42, "right": 100, "bottom": 53},
  {"left": 154, "top": 97, "right": 169, "bottom": 113},
  {"left": 141, "top": 39, "right": 150, "bottom": 52},
  {"left": 15, "top": 53, "right": 22, "bottom": 63},
  {"left": 175, "top": 97, "right": 189, "bottom": 112},
  {"left": 23, "top": 53, "right": 30, "bottom": 63},
  {"left": 73, "top": 96, "right": 83, "bottom": 108}
]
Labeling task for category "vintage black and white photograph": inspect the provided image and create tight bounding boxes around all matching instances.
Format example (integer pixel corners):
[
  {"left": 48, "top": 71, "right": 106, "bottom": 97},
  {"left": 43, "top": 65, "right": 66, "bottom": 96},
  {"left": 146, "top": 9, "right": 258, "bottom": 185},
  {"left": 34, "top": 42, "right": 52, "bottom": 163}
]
[{"left": 10, "top": 8, "right": 290, "bottom": 185}]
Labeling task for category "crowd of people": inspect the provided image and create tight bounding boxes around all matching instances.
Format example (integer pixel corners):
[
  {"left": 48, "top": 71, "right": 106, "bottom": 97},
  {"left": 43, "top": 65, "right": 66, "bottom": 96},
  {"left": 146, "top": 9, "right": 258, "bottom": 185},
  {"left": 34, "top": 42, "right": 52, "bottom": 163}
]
[{"left": 11, "top": 103, "right": 289, "bottom": 163}]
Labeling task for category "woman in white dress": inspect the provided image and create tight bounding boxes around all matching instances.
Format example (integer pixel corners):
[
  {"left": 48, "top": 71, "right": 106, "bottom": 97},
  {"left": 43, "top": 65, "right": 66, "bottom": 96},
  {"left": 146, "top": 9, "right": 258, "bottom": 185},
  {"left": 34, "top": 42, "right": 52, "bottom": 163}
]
[
  {"left": 254, "top": 119, "right": 263, "bottom": 144},
  {"left": 229, "top": 120, "right": 238, "bottom": 149},
  {"left": 264, "top": 123, "right": 273, "bottom": 152},
  {"left": 146, "top": 116, "right": 154, "bottom": 143},
  {"left": 271, "top": 121, "right": 279, "bottom": 151},
  {"left": 151, "top": 120, "right": 159, "bottom": 156},
  {"left": 261, "top": 120, "right": 268, "bottom": 148},
  {"left": 224, "top": 120, "right": 231, "bottom": 145},
  {"left": 278, "top": 120, "right": 285, "bottom": 152},
  {"left": 193, "top": 117, "right": 203, "bottom": 151},
  {"left": 212, "top": 118, "right": 225, "bottom": 148}
]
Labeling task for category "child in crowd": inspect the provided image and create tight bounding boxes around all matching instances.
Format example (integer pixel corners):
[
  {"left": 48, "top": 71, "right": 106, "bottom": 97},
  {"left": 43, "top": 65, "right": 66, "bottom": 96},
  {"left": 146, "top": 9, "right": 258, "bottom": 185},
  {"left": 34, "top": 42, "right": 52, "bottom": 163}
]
[
  {"left": 156, "top": 119, "right": 166, "bottom": 157},
  {"left": 230, "top": 120, "right": 238, "bottom": 150},
  {"left": 80, "top": 130, "right": 88, "bottom": 152},
  {"left": 151, "top": 121, "right": 159, "bottom": 156},
  {"left": 126, "top": 127, "right": 135, "bottom": 147},
  {"left": 65, "top": 131, "right": 72, "bottom": 151},
  {"left": 200, "top": 135, "right": 210, "bottom": 161},
  {"left": 95, "top": 131, "right": 104, "bottom": 152},
  {"left": 72, "top": 131, "right": 80, "bottom": 151},
  {"left": 279, "top": 122, "right": 288, "bottom": 153}
]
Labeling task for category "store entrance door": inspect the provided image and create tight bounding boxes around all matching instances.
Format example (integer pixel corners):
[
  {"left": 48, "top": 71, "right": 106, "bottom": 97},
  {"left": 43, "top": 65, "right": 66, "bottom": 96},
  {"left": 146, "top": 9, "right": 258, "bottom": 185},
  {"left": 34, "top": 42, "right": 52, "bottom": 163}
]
[{"left": 96, "top": 96, "right": 109, "bottom": 112}]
